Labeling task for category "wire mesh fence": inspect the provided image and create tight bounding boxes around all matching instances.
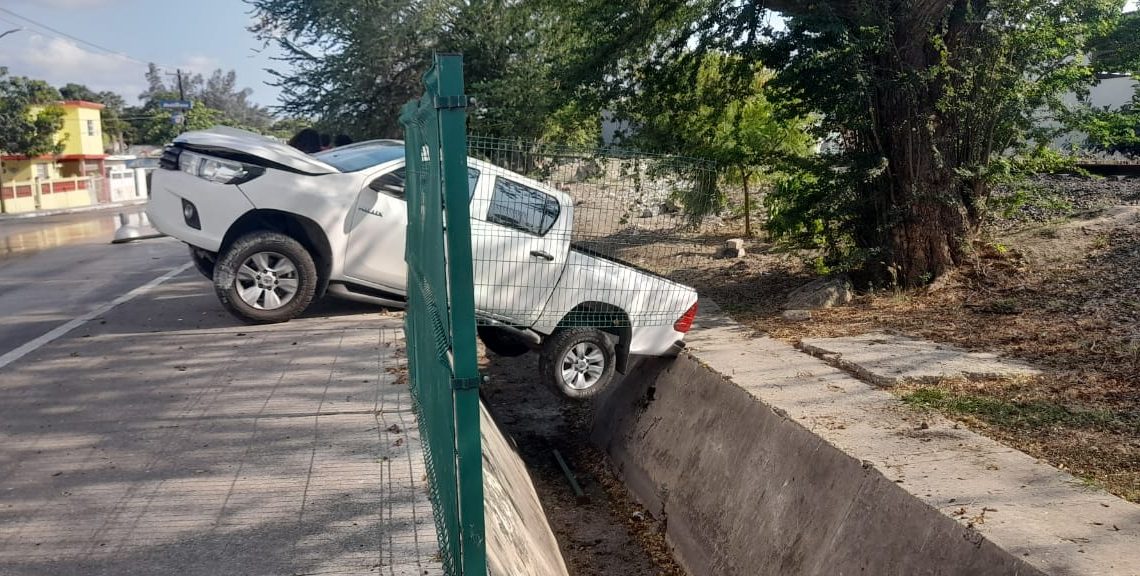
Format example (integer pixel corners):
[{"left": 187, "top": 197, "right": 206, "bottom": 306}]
[{"left": 464, "top": 136, "right": 716, "bottom": 330}]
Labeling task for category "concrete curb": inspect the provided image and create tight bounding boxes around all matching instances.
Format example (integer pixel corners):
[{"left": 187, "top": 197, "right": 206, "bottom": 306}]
[
  {"left": 482, "top": 404, "right": 570, "bottom": 576},
  {"left": 591, "top": 303, "right": 1140, "bottom": 576},
  {"left": 0, "top": 199, "right": 147, "bottom": 220}
]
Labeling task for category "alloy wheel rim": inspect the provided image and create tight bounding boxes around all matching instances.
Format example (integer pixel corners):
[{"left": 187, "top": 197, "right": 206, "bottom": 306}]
[
  {"left": 235, "top": 251, "right": 299, "bottom": 310},
  {"left": 560, "top": 342, "right": 605, "bottom": 390}
]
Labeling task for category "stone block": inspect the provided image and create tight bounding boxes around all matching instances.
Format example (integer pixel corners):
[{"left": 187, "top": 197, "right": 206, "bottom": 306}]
[
  {"left": 782, "top": 309, "right": 812, "bottom": 321},
  {"left": 786, "top": 276, "right": 853, "bottom": 310}
]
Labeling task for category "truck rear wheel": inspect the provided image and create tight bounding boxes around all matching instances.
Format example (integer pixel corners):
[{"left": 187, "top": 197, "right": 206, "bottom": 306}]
[
  {"left": 213, "top": 231, "right": 317, "bottom": 324},
  {"left": 540, "top": 328, "right": 616, "bottom": 400}
]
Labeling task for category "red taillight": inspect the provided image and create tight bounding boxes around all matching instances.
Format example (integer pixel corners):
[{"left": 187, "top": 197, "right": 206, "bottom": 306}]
[{"left": 674, "top": 301, "right": 698, "bottom": 333}]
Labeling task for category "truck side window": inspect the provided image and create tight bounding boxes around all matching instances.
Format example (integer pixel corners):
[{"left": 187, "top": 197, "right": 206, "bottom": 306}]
[
  {"left": 372, "top": 167, "right": 480, "bottom": 201},
  {"left": 468, "top": 167, "right": 481, "bottom": 201},
  {"left": 368, "top": 168, "right": 405, "bottom": 199},
  {"left": 487, "top": 177, "right": 560, "bottom": 236}
]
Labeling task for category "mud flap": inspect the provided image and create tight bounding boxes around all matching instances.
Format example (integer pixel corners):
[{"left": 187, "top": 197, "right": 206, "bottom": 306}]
[{"left": 616, "top": 337, "right": 631, "bottom": 374}]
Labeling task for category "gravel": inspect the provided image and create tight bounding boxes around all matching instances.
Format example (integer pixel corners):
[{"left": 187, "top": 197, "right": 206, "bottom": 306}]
[{"left": 990, "top": 175, "right": 1140, "bottom": 230}]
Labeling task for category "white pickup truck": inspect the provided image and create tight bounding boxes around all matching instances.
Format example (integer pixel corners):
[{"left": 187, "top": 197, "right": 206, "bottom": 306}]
[{"left": 147, "top": 127, "right": 698, "bottom": 397}]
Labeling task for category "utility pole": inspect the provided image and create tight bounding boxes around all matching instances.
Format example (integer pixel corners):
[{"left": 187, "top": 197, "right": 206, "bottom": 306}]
[{"left": 165, "top": 69, "right": 188, "bottom": 131}]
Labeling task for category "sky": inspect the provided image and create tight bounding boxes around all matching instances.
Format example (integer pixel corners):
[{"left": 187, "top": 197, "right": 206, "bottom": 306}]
[{"left": 0, "top": 0, "right": 282, "bottom": 106}]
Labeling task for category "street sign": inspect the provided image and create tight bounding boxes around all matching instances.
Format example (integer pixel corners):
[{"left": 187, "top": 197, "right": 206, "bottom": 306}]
[{"left": 159, "top": 100, "right": 192, "bottom": 110}]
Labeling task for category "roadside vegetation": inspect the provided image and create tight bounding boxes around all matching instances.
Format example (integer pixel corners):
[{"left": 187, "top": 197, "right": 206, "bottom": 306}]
[
  {"left": 241, "top": 0, "right": 1140, "bottom": 500},
  {"left": 618, "top": 175, "right": 1140, "bottom": 501}
]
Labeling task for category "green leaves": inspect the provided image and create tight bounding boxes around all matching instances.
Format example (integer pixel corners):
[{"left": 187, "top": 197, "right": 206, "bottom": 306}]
[
  {"left": 618, "top": 51, "right": 815, "bottom": 221},
  {"left": 1079, "top": 95, "right": 1140, "bottom": 155},
  {"left": 0, "top": 67, "right": 65, "bottom": 158}
]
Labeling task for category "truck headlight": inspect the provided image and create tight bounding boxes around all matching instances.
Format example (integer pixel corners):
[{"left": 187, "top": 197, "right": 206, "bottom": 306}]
[{"left": 178, "top": 150, "right": 262, "bottom": 185}]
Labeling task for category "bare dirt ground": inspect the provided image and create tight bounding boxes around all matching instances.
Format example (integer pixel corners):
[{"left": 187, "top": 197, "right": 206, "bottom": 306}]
[
  {"left": 612, "top": 175, "right": 1140, "bottom": 502},
  {"left": 478, "top": 349, "right": 684, "bottom": 576}
]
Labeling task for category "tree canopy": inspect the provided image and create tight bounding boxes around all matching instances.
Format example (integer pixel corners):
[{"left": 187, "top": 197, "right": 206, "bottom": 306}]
[
  {"left": 247, "top": 0, "right": 596, "bottom": 144},
  {"left": 0, "top": 67, "right": 65, "bottom": 159},
  {"left": 246, "top": 0, "right": 1134, "bottom": 284},
  {"left": 1082, "top": 9, "right": 1140, "bottom": 156},
  {"left": 595, "top": 0, "right": 1129, "bottom": 284}
]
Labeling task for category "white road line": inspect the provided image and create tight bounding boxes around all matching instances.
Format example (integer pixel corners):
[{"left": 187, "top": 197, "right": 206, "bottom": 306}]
[{"left": 0, "top": 262, "right": 193, "bottom": 370}]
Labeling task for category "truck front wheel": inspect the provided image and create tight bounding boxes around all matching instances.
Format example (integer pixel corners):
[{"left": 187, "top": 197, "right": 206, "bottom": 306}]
[
  {"left": 213, "top": 231, "right": 318, "bottom": 324},
  {"left": 540, "top": 328, "right": 616, "bottom": 399}
]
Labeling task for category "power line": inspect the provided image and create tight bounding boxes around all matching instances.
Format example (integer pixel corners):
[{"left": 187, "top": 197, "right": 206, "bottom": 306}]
[{"left": 0, "top": 6, "right": 174, "bottom": 70}]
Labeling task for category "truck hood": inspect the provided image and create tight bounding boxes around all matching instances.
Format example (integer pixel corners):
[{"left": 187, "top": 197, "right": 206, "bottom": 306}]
[{"left": 174, "top": 126, "right": 338, "bottom": 175}]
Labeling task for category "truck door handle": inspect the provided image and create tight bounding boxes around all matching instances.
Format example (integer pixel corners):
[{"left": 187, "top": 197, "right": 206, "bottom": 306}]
[{"left": 530, "top": 250, "right": 554, "bottom": 261}]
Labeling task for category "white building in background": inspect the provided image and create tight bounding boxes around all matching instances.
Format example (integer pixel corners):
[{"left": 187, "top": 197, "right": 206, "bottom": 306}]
[
  {"left": 103, "top": 155, "right": 152, "bottom": 202},
  {"left": 1088, "top": 74, "right": 1138, "bottom": 108}
]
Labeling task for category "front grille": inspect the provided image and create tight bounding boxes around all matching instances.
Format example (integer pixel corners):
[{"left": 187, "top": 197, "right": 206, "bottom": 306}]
[{"left": 159, "top": 146, "right": 181, "bottom": 170}]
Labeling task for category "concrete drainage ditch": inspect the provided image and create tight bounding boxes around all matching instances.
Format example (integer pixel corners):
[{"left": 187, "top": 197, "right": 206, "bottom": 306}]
[
  {"left": 586, "top": 303, "right": 1140, "bottom": 576},
  {"left": 481, "top": 302, "right": 1140, "bottom": 575}
]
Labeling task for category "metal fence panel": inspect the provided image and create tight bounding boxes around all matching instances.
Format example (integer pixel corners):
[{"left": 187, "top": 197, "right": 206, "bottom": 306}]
[
  {"left": 465, "top": 137, "right": 716, "bottom": 329},
  {"left": 400, "top": 53, "right": 486, "bottom": 576}
]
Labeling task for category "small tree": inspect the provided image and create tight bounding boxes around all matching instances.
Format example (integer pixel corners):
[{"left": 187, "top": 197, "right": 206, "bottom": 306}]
[
  {"left": 0, "top": 68, "right": 65, "bottom": 212},
  {"left": 625, "top": 53, "right": 814, "bottom": 235}
]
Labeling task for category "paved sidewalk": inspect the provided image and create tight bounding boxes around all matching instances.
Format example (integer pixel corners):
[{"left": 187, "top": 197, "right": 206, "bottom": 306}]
[{"left": 0, "top": 273, "right": 441, "bottom": 575}]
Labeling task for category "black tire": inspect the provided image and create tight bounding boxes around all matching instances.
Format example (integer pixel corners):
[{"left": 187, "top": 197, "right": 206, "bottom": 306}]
[
  {"left": 478, "top": 326, "right": 532, "bottom": 357},
  {"left": 539, "top": 328, "right": 616, "bottom": 400},
  {"left": 189, "top": 246, "right": 216, "bottom": 280},
  {"left": 213, "top": 231, "right": 318, "bottom": 324}
]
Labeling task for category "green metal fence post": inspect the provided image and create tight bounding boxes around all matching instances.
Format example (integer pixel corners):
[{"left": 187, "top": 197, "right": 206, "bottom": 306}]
[
  {"left": 400, "top": 52, "right": 486, "bottom": 576},
  {"left": 433, "top": 53, "right": 487, "bottom": 576}
]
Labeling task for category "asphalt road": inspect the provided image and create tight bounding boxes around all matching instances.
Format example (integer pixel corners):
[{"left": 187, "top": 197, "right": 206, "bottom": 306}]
[
  {"left": 0, "top": 210, "right": 441, "bottom": 575},
  {"left": 0, "top": 207, "right": 185, "bottom": 360}
]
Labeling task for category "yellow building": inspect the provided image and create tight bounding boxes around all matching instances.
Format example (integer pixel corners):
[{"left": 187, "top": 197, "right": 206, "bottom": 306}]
[{"left": 1, "top": 101, "right": 108, "bottom": 213}]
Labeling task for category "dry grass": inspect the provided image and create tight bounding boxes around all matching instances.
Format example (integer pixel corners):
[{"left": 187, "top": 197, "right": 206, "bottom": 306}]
[{"left": 620, "top": 202, "right": 1140, "bottom": 502}]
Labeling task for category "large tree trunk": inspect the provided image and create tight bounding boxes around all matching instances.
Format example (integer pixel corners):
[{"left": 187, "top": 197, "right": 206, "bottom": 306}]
[
  {"left": 860, "top": 0, "right": 981, "bottom": 286},
  {"left": 888, "top": 192, "right": 970, "bottom": 285}
]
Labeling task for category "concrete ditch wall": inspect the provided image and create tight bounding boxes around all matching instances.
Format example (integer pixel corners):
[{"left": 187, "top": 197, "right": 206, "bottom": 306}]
[
  {"left": 593, "top": 357, "right": 1042, "bottom": 576},
  {"left": 592, "top": 305, "right": 1140, "bottom": 576},
  {"left": 482, "top": 404, "right": 569, "bottom": 576}
]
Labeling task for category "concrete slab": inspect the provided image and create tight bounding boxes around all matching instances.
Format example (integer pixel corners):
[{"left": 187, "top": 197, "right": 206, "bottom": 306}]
[
  {"left": 592, "top": 301, "right": 1140, "bottom": 576},
  {"left": 0, "top": 274, "right": 442, "bottom": 576},
  {"left": 800, "top": 332, "right": 1042, "bottom": 385}
]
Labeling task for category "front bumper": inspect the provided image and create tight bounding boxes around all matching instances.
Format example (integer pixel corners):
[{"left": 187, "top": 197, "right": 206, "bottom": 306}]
[{"left": 146, "top": 170, "right": 254, "bottom": 253}]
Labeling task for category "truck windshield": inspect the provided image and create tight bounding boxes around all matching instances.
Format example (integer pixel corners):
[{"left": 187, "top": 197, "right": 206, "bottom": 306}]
[{"left": 315, "top": 142, "right": 405, "bottom": 172}]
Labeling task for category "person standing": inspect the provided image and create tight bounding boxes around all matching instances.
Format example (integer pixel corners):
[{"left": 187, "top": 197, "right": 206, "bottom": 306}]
[{"left": 287, "top": 128, "right": 322, "bottom": 154}]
